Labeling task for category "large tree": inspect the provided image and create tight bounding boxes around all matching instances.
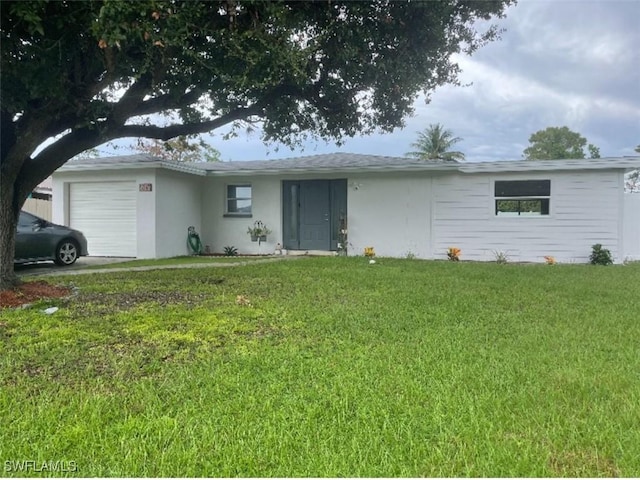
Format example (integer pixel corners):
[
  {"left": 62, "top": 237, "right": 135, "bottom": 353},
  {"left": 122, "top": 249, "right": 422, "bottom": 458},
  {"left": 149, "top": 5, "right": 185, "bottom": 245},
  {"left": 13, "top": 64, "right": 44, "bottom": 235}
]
[
  {"left": 406, "top": 123, "right": 465, "bottom": 161},
  {"left": 523, "top": 126, "right": 600, "bottom": 160},
  {"left": 1, "top": 0, "right": 513, "bottom": 288}
]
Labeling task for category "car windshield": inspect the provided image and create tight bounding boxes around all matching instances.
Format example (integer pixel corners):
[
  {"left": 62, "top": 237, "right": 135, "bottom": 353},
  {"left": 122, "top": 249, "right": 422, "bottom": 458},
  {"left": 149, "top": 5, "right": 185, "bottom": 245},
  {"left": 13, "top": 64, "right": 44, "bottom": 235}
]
[{"left": 18, "top": 211, "right": 39, "bottom": 227}]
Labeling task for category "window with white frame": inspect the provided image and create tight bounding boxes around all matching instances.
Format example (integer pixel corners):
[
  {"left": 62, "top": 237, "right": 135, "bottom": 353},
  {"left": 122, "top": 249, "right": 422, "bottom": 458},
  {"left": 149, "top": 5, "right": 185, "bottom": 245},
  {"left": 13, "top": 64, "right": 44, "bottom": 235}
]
[
  {"left": 225, "top": 184, "right": 252, "bottom": 215},
  {"left": 495, "top": 180, "right": 550, "bottom": 216}
]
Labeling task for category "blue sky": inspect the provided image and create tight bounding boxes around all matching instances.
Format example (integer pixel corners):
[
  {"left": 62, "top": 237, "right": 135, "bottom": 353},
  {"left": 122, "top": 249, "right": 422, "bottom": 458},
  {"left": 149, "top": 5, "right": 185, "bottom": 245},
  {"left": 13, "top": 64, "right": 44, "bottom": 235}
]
[{"left": 102, "top": 0, "right": 640, "bottom": 163}]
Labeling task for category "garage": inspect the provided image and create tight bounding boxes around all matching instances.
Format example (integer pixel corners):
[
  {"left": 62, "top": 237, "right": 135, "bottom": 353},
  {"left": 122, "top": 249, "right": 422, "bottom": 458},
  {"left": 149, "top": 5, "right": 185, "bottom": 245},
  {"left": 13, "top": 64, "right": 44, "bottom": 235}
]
[{"left": 69, "top": 182, "right": 137, "bottom": 257}]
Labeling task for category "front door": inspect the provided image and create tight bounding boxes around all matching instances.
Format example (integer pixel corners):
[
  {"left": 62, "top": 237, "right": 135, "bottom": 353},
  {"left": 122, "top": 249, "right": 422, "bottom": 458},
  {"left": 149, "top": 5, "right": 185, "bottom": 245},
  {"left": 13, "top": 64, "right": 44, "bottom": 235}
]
[
  {"left": 283, "top": 179, "right": 346, "bottom": 251},
  {"left": 300, "top": 180, "right": 331, "bottom": 250}
]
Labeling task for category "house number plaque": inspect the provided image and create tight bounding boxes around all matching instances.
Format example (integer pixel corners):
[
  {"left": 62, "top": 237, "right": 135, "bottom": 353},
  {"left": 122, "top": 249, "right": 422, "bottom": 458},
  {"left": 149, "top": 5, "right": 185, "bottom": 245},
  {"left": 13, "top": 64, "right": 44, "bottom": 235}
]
[{"left": 139, "top": 183, "right": 153, "bottom": 192}]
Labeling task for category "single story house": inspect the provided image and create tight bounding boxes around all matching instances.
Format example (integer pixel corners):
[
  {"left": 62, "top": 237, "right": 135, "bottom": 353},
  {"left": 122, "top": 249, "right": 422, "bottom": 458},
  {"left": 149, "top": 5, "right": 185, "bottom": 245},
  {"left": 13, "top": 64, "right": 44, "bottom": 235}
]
[{"left": 52, "top": 153, "right": 640, "bottom": 263}]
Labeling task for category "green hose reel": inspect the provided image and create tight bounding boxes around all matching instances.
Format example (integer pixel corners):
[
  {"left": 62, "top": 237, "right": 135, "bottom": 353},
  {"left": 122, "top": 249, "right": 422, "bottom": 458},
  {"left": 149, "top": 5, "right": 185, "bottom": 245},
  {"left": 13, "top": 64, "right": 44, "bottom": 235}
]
[{"left": 187, "top": 226, "right": 203, "bottom": 254}]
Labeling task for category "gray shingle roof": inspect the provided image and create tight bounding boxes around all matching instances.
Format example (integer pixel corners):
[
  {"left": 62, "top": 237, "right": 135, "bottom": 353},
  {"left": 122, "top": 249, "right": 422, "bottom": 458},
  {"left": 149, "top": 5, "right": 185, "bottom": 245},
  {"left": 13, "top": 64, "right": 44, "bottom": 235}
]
[
  {"left": 61, "top": 152, "right": 459, "bottom": 175},
  {"left": 59, "top": 152, "right": 640, "bottom": 175},
  {"left": 184, "top": 152, "right": 459, "bottom": 174},
  {"left": 67, "top": 153, "right": 158, "bottom": 165}
]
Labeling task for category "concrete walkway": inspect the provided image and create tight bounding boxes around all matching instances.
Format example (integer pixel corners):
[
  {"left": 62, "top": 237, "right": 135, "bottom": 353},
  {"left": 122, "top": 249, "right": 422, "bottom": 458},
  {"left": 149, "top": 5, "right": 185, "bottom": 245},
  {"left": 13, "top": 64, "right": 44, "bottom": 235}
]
[{"left": 17, "top": 256, "right": 299, "bottom": 278}]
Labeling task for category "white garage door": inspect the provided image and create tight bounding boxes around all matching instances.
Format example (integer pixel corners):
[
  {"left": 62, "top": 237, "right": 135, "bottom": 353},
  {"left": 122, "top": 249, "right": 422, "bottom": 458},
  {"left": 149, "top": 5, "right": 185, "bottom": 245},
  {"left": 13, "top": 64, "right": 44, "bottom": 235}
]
[{"left": 70, "top": 182, "right": 137, "bottom": 257}]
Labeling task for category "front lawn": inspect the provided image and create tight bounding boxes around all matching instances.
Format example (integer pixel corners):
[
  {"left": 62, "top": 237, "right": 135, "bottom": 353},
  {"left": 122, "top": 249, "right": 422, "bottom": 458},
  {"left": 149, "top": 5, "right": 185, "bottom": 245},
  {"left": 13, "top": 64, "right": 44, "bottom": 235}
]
[
  {"left": 1, "top": 258, "right": 639, "bottom": 476},
  {"left": 84, "top": 254, "right": 272, "bottom": 269}
]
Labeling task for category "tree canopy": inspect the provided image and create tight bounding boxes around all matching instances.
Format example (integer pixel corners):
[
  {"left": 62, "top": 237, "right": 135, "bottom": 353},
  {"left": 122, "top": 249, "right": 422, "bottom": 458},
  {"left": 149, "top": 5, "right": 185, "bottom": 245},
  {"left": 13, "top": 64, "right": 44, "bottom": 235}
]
[
  {"left": 523, "top": 126, "right": 600, "bottom": 160},
  {"left": 406, "top": 123, "right": 465, "bottom": 161},
  {"left": 0, "top": 0, "right": 514, "bottom": 287}
]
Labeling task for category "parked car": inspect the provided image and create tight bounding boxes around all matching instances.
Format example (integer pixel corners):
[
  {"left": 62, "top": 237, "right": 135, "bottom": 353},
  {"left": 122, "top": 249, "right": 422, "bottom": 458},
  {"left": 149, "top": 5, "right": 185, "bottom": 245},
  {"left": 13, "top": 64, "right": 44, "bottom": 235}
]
[{"left": 15, "top": 211, "right": 88, "bottom": 266}]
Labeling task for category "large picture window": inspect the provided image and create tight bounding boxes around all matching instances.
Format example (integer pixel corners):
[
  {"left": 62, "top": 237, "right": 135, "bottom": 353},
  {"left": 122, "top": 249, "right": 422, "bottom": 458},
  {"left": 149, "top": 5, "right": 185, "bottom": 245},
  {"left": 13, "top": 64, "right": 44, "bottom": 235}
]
[
  {"left": 226, "top": 184, "right": 252, "bottom": 215},
  {"left": 495, "top": 180, "right": 550, "bottom": 216}
]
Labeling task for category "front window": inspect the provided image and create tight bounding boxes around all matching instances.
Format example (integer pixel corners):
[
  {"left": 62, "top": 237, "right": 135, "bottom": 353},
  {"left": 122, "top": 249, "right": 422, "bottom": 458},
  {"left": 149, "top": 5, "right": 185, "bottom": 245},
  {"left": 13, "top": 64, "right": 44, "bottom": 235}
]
[
  {"left": 226, "top": 184, "right": 252, "bottom": 215},
  {"left": 495, "top": 180, "right": 550, "bottom": 216}
]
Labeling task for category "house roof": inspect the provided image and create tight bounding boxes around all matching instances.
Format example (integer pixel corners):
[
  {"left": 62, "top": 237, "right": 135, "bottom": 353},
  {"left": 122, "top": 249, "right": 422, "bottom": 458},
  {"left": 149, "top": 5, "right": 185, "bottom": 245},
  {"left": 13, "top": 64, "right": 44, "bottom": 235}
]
[
  {"left": 458, "top": 157, "right": 640, "bottom": 173},
  {"left": 33, "top": 176, "right": 53, "bottom": 194},
  {"left": 58, "top": 153, "right": 640, "bottom": 176},
  {"left": 184, "top": 152, "right": 461, "bottom": 175},
  {"left": 60, "top": 154, "right": 207, "bottom": 175}
]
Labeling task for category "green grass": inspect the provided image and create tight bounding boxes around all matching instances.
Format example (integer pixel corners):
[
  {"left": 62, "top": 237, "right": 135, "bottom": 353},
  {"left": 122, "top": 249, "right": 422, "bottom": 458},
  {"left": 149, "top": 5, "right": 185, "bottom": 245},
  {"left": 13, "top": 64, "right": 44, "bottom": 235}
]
[
  {"left": 1, "top": 258, "right": 639, "bottom": 476},
  {"left": 84, "top": 255, "right": 269, "bottom": 269}
]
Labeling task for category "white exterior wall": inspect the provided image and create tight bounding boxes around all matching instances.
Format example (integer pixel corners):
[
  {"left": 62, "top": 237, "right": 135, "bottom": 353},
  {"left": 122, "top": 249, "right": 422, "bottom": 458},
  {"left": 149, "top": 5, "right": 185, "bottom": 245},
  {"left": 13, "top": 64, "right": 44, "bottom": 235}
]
[
  {"left": 200, "top": 176, "right": 283, "bottom": 254},
  {"left": 52, "top": 169, "right": 157, "bottom": 258},
  {"left": 347, "top": 173, "right": 433, "bottom": 258},
  {"left": 53, "top": 162, "right": 633, "bottom": 263},
  {"left": 623, "top": 194, "right": 640, "bottom": 261},
  {"left": 201, "top": 172, "right": 363, "bottom": 255},
  {"left": 154, "top": 170, "right": 203, "bottom": 258},
  {"left": 432, "top": 170, "right": 622, "bottom": 263}
]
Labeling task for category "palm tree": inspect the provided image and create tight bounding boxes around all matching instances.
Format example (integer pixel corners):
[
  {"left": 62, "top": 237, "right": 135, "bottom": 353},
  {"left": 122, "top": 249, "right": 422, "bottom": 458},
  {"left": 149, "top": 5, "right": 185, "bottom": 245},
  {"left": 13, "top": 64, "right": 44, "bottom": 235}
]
[{"left": 406, "top": 123, "right": 465, "bottom": 161}]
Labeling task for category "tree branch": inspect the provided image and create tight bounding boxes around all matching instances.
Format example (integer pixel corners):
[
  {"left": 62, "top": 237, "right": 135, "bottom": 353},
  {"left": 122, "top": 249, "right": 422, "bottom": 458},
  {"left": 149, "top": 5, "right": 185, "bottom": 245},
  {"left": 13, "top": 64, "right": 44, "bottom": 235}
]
[
  {"left": 128, "top": 88, "right": 205, "bottom": 118},
  {"left": 107, "top": 74, "right": 153, "bottom": 125},
  {"left": 18, "top": 101, "right": 266, "bottom": 197},
  {"left": 86, "top": 46, "right": 118, "bottom": 98},
  {"left": 113, "top": 103, "right": 264, "bottom": 140},
  {"left": 0, "top": 109, "right": 16, "bottom": 162},
  {"left": 1, "top": 113, "right": 53, "bottom": 179},
  {"left": 16, "top": 128, "right": 107, "bottom": 202}
]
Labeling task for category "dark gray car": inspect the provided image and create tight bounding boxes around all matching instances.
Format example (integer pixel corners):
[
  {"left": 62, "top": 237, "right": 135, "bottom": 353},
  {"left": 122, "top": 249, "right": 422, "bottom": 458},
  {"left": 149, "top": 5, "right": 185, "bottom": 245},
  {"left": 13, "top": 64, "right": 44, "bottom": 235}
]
[{"left": 15, "top": 211, "right": 89, "bottom": 266}]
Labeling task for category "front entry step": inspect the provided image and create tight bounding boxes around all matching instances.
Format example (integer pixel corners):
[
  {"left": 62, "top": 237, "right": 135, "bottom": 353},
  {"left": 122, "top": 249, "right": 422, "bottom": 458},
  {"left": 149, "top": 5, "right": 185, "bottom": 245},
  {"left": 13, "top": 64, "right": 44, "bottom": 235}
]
[{"left": 285, "top": 250, "right": 337, "bottom": 257}]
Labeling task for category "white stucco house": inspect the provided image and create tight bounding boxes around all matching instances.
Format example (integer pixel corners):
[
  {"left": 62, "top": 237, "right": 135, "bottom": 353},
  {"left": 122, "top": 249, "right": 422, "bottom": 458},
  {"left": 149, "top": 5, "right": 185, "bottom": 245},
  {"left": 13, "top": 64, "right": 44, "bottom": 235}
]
[{"left": 51, "top": 153, "right": 640, "bottom": 263}]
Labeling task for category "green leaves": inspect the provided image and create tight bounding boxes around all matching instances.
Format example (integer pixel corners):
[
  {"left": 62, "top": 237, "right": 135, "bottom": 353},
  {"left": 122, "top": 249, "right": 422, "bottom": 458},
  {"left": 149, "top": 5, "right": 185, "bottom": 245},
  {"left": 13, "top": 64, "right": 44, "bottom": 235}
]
[
  {"left": 7, "top": 1, "right": 45, "bottom": 35},
  {"left": 406, "top": 123, "right": 465, "bottom": 161},
  {"left": 523, "top": 126, "right": 601, "bottom": 160},
  {"left": 3, "top": 0, "right": 515, "bottom": 149}
]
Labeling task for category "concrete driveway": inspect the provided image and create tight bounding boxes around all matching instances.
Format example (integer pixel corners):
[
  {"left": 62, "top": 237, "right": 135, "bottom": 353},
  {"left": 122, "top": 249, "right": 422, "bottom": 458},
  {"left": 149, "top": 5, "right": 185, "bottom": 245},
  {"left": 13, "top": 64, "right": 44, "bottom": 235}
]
[
  {"left": 15, "top": 256, "right": 132, "bottom": 277},
  {"left": 16, "top": 255, "right": 297, "bottom": 278}
]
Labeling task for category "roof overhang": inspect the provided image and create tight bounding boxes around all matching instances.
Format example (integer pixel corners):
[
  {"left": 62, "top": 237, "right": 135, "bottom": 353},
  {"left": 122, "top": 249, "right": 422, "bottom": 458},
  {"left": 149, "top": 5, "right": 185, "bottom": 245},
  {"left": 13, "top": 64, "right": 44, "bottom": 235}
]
[
  {"left": 56, "top": 154, "right": 640, "bottom": 177},
  {"left": 458, "top": 157, "right": 640, "bottom": 174},
  {"left": 57, "top": 159, "right": 207, "bottom": 176},
  {"left": 200, "top": 163, "right": 460, "bottom": 177}
]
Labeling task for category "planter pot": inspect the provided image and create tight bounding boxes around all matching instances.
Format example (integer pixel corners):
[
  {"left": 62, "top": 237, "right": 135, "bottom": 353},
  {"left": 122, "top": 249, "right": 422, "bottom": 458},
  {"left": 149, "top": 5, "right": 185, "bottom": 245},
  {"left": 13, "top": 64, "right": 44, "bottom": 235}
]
[
  {"left": 259, "top": 235, "right": 267, "bottom": 242},
  {"left": 250, "top": 235, "right": 268, "bottom": 243},
  {"left": 251, "top": 235, "right": 258, "bottom": 242}
]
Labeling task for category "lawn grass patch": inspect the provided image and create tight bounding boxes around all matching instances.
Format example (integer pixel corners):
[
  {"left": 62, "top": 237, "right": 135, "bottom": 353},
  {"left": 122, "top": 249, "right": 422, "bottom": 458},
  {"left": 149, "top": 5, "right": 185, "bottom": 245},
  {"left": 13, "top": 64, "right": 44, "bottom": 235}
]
[
  {"left": 84, "top": 255, "right": 269, "bottom": 269},
  {"left": 1, "top": 258, "right": 639, "bottom": 476}
]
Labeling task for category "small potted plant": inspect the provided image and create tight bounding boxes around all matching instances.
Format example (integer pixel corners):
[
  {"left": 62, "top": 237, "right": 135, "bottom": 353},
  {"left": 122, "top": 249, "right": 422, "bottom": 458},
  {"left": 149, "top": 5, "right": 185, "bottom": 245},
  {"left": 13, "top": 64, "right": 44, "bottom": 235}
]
[
  {"left": 447, "top": 247, "right": 461, "bottom": 261},
  {"left": 247, "top": 220, "right": 271, "bottom": 244}
]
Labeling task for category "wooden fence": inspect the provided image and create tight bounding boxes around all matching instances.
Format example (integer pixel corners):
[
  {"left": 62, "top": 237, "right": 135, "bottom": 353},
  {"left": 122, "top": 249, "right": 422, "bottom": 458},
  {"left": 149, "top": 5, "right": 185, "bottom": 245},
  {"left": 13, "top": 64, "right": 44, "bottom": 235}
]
[{"left": 22, "top": 198, "right": 52, "bottom": 221}]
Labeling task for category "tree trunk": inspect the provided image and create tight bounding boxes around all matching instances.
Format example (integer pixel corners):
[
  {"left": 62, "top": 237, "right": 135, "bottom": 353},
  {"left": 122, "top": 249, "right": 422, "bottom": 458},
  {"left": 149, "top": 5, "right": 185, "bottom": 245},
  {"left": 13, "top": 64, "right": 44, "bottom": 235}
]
[{"left": 0, "top": 174, "right": 21, "bottom": 289}]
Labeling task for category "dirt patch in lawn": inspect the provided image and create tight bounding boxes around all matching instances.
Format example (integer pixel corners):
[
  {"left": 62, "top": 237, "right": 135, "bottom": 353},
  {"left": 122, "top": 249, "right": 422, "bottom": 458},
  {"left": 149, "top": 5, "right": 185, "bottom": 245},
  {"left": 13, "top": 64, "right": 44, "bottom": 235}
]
[
  {"left": 79, "top": 289, "right": 214, "bottom": 311},
  {"left": 548, "top": 449, "right": 620, "bottom": 477},
  {"left": 0, "top": 281, "right": 72, "bottom": 309}
]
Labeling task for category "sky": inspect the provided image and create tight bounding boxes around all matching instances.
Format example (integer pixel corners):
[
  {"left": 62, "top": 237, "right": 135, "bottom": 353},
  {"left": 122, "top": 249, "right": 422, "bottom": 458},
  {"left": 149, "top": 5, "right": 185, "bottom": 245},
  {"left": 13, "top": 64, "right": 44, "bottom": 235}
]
[{"left": 104, "top": 0, "right": 640, "bottom": 163}]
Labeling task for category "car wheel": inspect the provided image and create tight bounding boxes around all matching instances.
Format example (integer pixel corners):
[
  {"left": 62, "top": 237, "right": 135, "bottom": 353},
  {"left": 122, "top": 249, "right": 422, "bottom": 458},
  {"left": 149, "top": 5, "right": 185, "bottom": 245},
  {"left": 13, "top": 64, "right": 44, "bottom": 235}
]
[{"left": 55, "top": 239, "right": 79, "bottom": 266}]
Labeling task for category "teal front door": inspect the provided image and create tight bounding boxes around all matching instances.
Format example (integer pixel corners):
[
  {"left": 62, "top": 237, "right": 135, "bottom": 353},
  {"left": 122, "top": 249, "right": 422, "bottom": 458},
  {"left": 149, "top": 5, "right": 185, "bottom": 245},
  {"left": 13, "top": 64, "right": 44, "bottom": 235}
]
[
  {"left": 300, "top": 180, "right": 331, "bottom": 250},
  {"left": 283, "top": 179, "right": 346, "bottom": 251}
]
